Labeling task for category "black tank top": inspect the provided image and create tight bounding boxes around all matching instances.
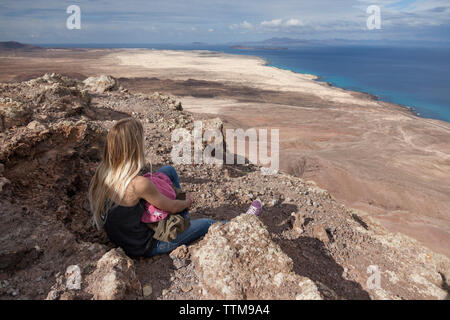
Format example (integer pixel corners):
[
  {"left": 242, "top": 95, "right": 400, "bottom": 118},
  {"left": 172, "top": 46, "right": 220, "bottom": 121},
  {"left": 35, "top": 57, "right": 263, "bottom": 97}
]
[{"left": 104, "top": 199, "right": 155, "bottom": 257}]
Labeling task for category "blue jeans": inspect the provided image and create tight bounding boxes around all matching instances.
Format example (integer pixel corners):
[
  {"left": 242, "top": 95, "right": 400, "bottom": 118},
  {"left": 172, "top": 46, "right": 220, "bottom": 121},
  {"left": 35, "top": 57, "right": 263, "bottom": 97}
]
[{"left": 147, "top": 165, "right": 219, "bottom": 257}]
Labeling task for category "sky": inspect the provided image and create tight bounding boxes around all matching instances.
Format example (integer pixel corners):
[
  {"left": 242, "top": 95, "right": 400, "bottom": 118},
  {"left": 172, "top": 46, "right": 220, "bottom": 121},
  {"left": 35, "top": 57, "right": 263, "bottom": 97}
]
[{"left": 0, "top": 0, "right": 449, "bottom": 44}]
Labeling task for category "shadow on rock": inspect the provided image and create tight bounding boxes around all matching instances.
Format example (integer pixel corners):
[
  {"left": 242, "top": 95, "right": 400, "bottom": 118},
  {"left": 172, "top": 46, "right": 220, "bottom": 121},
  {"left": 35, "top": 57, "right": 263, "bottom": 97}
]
[
  {"left": 179, "top": 176, "right": 211, "bottom": 185},
  {"left": 223, "top": 162, "right": 258, "bottom": 178},
  {"left": 439, "top": 272, "right": 450, "bottom": 300},
  {"left": 260, "top": 204, "right": 370, "bottom": 300},
  {"left": 196, "top": 203, "right": 248, "bottom": 220},
  {"left": 282, "top": 236, "right": 370, "bottom": 300}
]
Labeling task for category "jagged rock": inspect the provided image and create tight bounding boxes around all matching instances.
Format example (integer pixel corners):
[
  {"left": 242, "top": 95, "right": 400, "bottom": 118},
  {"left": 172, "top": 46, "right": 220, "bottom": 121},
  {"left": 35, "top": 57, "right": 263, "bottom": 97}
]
[
  {"left": 0, "top": 119, "right": 105, "bottom": 166},
  {"left": 291, "top": 212, "right": 305, "bottom": 234},
  {"left": 65, "top": 265, "right": 82, "bottom": 290},
  {"left": 83, "top": 75, "right": 118, "bottom": 93},
  {"left": 170, "top": 101, "right": 183, "bottom": 111},
  {"left": 270, "top": 197, "right": 280, "bottom": 206},
  {"left": 202, "top": 117, "right": 223, "bottom": 133},
  {"left": 33, "top": 78, "right": 90, "bottom": 114},
  {"left": 169, "top": 245, "right": 190, "bottom": 269},
  {"left": 46, "top": 273, "right": 91, "bottom": 300},
  {"left": 40, "top": 73, "right": 79, "bottom": 87},
  {"left": 148, "top": 92, "right": 183, "bottom": 112},
  {"left": 40, "top": 240, "right": 107, "bottom": 300},
  {"left": 0, "top": 74, "right": 90, "bottom": 133},
  {"left": 85, "top": 248, "right": 142, "bottom": 300},
  {"left": 0, "top": 98, "right": 32, "bottom": 131},
  {"left": 26, "top": 120, "right": 46, "bottom": 131},
  {"left": 313, "top": 224, "right": 330, "bottom": 244},
  {"left": 280, "top": 212, "right": 305, "bottom": 240},
  {"left": 190, "top": 214, "right": 322, "bottom": 300}
]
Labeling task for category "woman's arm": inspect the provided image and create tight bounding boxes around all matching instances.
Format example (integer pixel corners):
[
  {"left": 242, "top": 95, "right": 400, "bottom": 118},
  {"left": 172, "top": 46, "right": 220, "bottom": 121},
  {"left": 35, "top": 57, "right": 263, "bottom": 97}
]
[{"left": 133, "top": 176, "right": 192, "bottom": 214}]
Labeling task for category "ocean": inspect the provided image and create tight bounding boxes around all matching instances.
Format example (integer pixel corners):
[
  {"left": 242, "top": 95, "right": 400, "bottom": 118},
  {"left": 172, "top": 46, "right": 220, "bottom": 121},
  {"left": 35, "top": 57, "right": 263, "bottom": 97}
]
[{"left": 41, "top": 43, "right": 450, "bottom": 123}]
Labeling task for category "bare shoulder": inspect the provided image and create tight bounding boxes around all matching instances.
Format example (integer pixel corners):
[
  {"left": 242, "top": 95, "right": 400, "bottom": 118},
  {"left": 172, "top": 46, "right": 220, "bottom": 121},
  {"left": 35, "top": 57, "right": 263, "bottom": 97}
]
[{"left": 131, "top": 176, "right": 156, "bottom": 196}]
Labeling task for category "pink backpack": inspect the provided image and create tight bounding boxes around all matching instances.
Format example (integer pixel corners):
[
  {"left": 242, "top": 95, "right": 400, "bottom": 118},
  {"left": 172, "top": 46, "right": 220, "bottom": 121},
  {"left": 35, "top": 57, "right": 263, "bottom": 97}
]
[{"left": 140, "top": 172, "right": 176, "bottom": 223}]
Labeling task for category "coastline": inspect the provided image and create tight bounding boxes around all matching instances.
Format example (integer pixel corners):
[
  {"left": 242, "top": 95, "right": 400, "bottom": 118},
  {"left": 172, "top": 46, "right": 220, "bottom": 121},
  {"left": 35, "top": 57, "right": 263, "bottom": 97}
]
[
  {"left": 239, "top": 47, "right": 450, "bottom": 123},
  {"left": 112, "top": 48, "right": 443, "bottom": 126},
  {"left": 118, "top": 48, "right": 448, "bottom": 123},
  {"left": 30, "top": 44, "right": 450, "bottom": 122},
  {"left": 256, "top": 55, "right": 424, "bottom": 121},
  {"left": 112, "top": 49, "right": 389, "bottom": 107},
  {"left": 0, "top": 47, "right": 449, "bottom": 257}
]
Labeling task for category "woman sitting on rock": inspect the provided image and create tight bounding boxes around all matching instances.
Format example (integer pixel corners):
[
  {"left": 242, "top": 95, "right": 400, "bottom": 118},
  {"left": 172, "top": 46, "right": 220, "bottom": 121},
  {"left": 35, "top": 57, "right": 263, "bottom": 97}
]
[{"left": 88, "top": 118, "right": 261, "bottom": 258}]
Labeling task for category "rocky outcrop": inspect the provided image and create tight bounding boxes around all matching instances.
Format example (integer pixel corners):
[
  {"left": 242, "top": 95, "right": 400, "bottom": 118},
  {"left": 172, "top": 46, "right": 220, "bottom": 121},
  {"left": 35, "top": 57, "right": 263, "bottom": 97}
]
[
  {"left": 0, "top": 98, "right": 32, "bottom": 132},
  {"left": 190, "top": 214, "right": 322, "bottom": 300},
  {"left": 85, "top": 248, "right": 142, "bottom": 300},
  {"left": 202, "top": 117, "right": 223, "bottom": 132},
  {"left": 83, "top": 75, "right": 118, "bottom": 93},
  {"left": 0, "top": 73, "right": 90, "bottom": 133},
  {"left": 46, "top": 248, "right": 141, "bottom": 300},
  {"left": 169, "top": 245, "right": 190, "bottom": 270},
  {"left": 150, "top": 92, "right": 183, "bottom": 111}
]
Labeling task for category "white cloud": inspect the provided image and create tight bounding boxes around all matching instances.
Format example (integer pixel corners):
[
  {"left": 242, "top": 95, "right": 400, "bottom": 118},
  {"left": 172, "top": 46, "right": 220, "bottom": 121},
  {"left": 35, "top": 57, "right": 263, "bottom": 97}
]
[
  {"left": 285, "top": 18, "right": 303, "bottom": 26},
  {"left": 0, "top": 0, "right": 448, "bottom": 43},
  {"left": 229, "top": 20, "right": 253, "bottom": 30},
  {"left": 261, "top": 19, "right": 283, "bottom": 27},
  {"left": 241, "top": 21, "right": 253, "bottom": 29},
  {"left": 259, "top": 18, "right": 305, "bottom": 29}
]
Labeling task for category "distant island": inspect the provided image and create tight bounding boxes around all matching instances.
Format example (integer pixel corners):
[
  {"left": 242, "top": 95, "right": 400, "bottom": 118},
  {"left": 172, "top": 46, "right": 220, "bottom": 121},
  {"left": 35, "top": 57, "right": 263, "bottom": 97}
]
[
  {"left": 231, "top": 45, "right": 288, "bottom": 51},
  {"left": 0, "top": 41, "right": 41, "bottom": 51},
  {"left": 231, "top": 37, "right": 316, "bottom": 48}
]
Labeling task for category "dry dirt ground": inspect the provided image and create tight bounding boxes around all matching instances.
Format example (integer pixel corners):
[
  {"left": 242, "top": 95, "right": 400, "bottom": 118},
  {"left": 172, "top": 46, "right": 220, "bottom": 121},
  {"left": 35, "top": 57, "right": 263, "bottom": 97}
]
[{"left": 0, "top": 73, "right": 449, "bottom": 300}]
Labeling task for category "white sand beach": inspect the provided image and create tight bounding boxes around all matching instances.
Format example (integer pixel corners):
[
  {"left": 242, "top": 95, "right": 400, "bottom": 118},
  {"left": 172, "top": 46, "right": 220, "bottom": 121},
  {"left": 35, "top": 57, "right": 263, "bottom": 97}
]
[{"left": 114, "top": 49, "right": 382, "bottom": 107}]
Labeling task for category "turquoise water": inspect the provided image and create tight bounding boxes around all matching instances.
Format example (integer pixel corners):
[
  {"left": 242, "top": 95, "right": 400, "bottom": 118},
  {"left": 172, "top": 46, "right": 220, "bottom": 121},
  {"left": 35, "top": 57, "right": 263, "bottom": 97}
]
[
  {"left": 40, "top": 43, "right": 450, "bottom": 123},
  {"left": 242, "top": 46, "right": 450, "bottom": 122}
]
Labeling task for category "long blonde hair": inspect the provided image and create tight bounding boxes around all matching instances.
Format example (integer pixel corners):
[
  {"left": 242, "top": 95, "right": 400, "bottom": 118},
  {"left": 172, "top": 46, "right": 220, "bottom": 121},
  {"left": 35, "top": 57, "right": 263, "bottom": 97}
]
[{"left": 88, "top": 118, "right": 146, "bottom": 230}]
